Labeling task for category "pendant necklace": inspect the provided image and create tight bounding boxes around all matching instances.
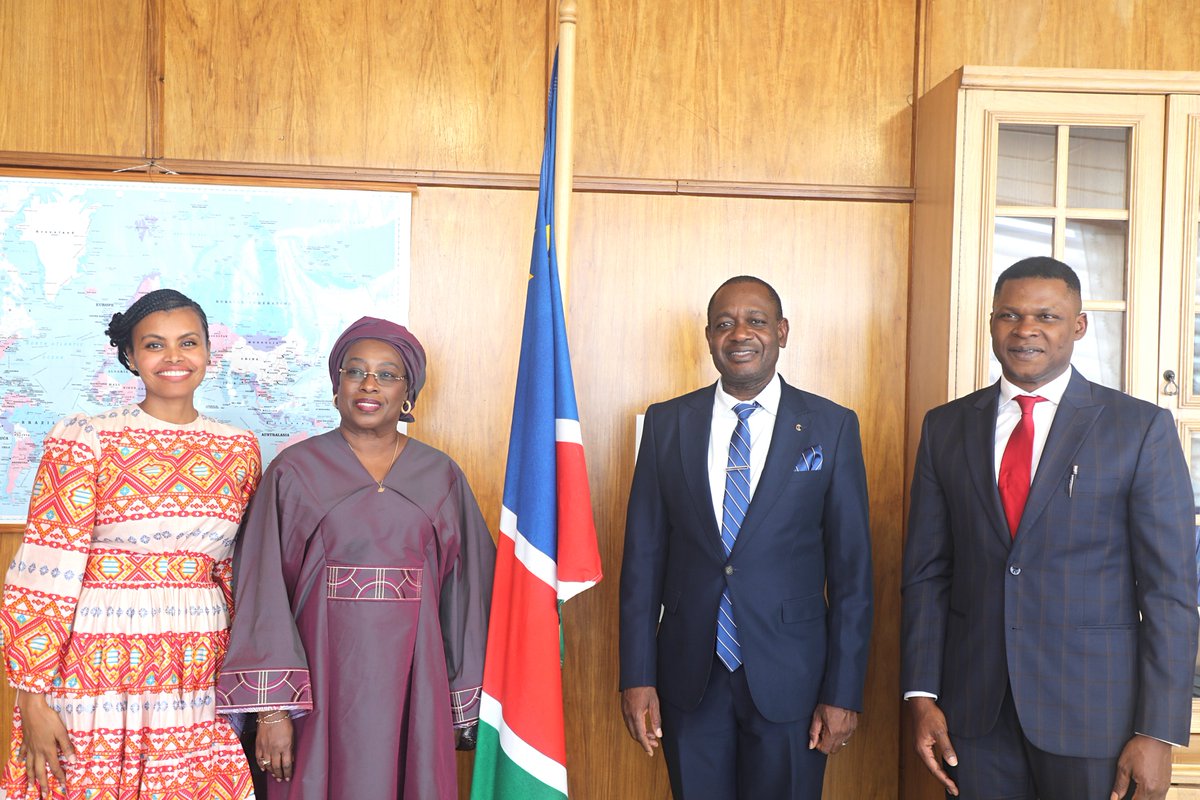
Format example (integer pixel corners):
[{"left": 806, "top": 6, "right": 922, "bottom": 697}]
[{"left": 345, "top": 433, "right": 401, "bottom": 493}]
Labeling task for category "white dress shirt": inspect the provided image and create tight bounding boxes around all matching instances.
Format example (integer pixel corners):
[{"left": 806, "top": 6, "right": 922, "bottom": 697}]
[
  {"left": 993, "top": 367, "right": 1072, "bottom": 482},
  {"left": 707, "top": 373, "right": 781, "bottom": 527}
]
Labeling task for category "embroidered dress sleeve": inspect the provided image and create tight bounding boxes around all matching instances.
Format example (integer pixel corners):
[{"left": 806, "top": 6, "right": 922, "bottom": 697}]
[
  {"left": 0, "top": 414, "right": 99, "bottom": 693},
  {"left": 437, "top": 464, "right": 496, "bottom": 728},
  {"left": 216, "top": 460, "right": 313, "bottom": 715}
]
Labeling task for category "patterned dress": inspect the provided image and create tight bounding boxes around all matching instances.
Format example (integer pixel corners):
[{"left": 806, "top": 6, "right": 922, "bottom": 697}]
[{"left": 0, "top": 405, "right": 261, "bottom": 800}]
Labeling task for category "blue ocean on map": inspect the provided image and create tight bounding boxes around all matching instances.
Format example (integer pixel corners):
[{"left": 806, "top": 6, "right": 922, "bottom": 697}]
[{"left": 0, "top": 177, "right": 411, "bottom": 519}]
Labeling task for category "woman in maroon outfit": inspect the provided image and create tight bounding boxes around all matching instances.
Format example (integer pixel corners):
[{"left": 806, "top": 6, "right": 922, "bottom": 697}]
[{"left": 217, "top": 317, "right": 495, "bottom": 800}]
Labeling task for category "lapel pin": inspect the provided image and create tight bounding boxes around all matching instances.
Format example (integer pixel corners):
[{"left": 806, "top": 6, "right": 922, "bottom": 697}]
[{"left": 795, "top": 423, "right": 803, "bottom": 432}]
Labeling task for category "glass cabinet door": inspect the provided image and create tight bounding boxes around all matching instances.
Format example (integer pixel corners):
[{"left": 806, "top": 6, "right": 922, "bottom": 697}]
[
  {"left": 953, "top": 89, "right": 1164, "bottom": 400},
  {"left": 1158, "top": 93, "right": 1200, "bottom": 782},
  {"left": 990, "top": 123, "right": 1130, "bottom": 388}
]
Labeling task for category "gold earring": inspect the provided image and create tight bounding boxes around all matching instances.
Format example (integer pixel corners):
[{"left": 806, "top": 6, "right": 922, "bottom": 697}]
[{"left": 400, "top": 400, "right": 413, "bottom": 415}]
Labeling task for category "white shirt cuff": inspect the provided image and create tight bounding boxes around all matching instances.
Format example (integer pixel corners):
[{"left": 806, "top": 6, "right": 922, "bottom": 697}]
[{"left": 1135, "top": 732, "right": 1184, "bottom": 747}]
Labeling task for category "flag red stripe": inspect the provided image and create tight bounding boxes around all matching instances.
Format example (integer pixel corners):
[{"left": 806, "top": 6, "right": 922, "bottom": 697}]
[
  {"left": 482, "top": 533, "right": 567, "bottom": 763},
  {"left": 555, "top": 442, "right": 601, "bottom": 585}
]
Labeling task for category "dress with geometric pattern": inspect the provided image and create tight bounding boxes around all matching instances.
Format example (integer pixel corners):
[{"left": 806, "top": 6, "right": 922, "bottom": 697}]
[
  {"left": 0, "top": 405, "right": 260, "bottom": 800},
  {"left": 216, "top": 430, "right": 494, "bottom": 799}
]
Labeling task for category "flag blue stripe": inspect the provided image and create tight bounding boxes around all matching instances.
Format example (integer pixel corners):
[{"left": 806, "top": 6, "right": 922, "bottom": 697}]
[{"left": 501, "top": 53, "right": 573, "bottom": 563}]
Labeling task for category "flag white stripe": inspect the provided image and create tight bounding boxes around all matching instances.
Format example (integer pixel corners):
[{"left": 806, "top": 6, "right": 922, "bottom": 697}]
[
  {"left": 500, "top": 510, "right": 596, "bottom": 601},
  {"left": 555, "top": 418, "right": 582, "bottom": 445},
  {"left": 499, "top": 506, "right": 558, "bottom": 590},
  {"left": 478, "top": 693, "right": 569, "bottom": 794},
  {"left": 557, "top": 579, "right": 598, "bottom": 603},
  {"left": 497, "top": 418, "right": 588, "bottom": 596}
]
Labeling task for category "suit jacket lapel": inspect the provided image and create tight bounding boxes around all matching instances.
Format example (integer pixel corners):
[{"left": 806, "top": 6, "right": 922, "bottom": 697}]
[
  {"left": 733, "top": 380, "right": 812, "bottom": 553},
  {"left": 1016, "top": 371, "right": 1101, "bottom": 538},
  {"left": 967, "top": 386, "right": 1012, "bottom": 549},
  {"left": 679, "top": 386, "right": 725, "bottom": 560}
]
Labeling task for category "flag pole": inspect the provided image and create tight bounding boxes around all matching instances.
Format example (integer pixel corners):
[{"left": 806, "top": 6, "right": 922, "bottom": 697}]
[
  {"left": 467, "top": 11, "right": 600, "bottom": 794},
  {"left": 553, "top": 0, "right": 577, "bottom": 304}
]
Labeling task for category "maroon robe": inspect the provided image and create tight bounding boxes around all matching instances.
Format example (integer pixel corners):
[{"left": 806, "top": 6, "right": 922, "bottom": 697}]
[{"left": 216, "top": 430, "right": 495, "bottom": 799}]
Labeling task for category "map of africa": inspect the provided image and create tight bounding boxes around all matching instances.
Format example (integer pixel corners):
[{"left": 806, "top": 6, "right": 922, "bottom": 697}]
[{"left": 0, "top": 176, "right": 411, "bottom": 520}]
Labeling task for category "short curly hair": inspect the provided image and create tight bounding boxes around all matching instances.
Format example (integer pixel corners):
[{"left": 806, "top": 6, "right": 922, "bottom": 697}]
[
  {"left": 105, "top": 289, "right": 210, "bottom": 375},
  {"left": 994, "top": 257, "right": 1081, "bottom": 298},
  {"left": 707, "top": 275, "right": 784, "bottom": 320}
]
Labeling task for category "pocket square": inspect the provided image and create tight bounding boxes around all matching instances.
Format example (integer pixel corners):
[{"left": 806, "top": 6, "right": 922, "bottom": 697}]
[{"left": 794, "top": 444, "right": 823, "bottom": 472}]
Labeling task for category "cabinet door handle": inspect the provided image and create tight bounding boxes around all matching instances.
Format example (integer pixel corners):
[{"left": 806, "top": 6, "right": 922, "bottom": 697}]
[{"left": 1163, "top": 369, "right": 1179, "bottom": 397}]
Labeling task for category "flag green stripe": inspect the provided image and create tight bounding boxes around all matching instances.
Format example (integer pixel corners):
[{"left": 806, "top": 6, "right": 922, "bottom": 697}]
[{"left": 469, "top": 721, "right": 568, "bottom": 800}]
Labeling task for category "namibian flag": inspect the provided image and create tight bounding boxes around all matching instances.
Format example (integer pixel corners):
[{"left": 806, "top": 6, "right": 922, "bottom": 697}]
[{"left": 469, "top": 54, "right": 603, "bottom": 800}]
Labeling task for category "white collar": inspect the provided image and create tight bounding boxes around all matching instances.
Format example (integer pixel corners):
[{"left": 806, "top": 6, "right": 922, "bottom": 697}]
[
  {"left": 715, "top": 372, "right": 782, "bottom": 416},
  {"left": 999, "top": 366, "right": 1072, "bottom": 408}
]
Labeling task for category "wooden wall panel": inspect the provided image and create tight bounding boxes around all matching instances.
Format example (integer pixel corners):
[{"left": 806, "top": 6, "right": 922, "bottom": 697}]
[
  {"left": 407, "top": 185, "right": 531, "bottom": 528},
  {"left": 921, "top": 0, "right": 1200, "bottom": 94},
  {"left": 575, "top": 0, "right": 916, "bottom": 187},
  {"left": 406, "top": 185, "right": 534, "bottom": 795},
  {"left": 163, "top": 0, "right": 546, "bottom": 173},
  {"left": 566, "top": 192, "right": 909, "bottom": 800},
  {"left": 0, "top": 0, "right": 147, "bottom": 156}
]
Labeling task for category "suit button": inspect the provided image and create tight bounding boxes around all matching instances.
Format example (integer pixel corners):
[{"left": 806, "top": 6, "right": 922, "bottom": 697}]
[
  {"left": 1009, "top": 566, "right": 1021, "bottom": 576},
  {"left": 724, "top": 565, "right": 734, "bottom": 576}
]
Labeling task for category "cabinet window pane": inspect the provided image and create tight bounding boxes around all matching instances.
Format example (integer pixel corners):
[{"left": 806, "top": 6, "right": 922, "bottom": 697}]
[
  {"left": 1064, "top": 219, "right": 1127, "bottom": 302},
  {"left": 997, "top": 125, "right": 1056, "bottom": 207},
  {"left": 1194, "top": 309, "right": 1200, "bottom": 396},
  {"left": 1193, "top": 521, "right": 1199, "bottom": 697},
  {"left": 1190, "top": 432, "right": 1200, "bottom": 511},
  {"left": 994, "top": 217, "right": 1053, "bottom": 281},
  {"left": 1067, "top": 127, "right": 1129, "bottom": 210},
  {"left": 1072, "top": 310, "right": 1124, "bottom": 390},
  {"left": 1193, "top": 221, "right": 1200, "bottom": 396}
]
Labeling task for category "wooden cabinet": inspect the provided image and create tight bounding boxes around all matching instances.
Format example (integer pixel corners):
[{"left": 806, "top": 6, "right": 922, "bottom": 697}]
[
  {"left": 909, "top": 66, "right": 1200, "bottom": 794},
  {"left": 908, "top": 67, "right": 1175, "bottom": 440},
  {"left": 1160, "top": 91, "right": 1200, "bottom": 791}
]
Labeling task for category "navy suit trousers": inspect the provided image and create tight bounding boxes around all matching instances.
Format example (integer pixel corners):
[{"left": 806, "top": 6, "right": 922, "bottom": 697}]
[{"left": 660, "top": 655, "right": 827, "bottom": 800}]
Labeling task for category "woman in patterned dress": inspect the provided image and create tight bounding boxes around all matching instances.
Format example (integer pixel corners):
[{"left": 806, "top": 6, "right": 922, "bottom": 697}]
[{"left": 0, "top": 289, "right": 260, "bottom": 799}]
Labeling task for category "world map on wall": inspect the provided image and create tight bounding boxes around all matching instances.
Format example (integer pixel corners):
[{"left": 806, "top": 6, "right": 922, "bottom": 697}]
[{"left": 0, "top": 176, "right": 411, "bottom": 520}]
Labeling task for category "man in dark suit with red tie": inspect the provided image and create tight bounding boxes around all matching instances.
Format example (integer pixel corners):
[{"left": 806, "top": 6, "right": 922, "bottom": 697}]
[
  {"left": 619, "top": 276, "right": 873, "bottom": 799},
  {"left": 902, "top": 257, "right": 1199, "bottom": 799}
]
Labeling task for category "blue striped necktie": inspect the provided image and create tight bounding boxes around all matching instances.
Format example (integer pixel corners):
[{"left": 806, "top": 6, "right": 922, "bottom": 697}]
[{"left": 716, "top": 401, "right": 758, "bottom": 671}]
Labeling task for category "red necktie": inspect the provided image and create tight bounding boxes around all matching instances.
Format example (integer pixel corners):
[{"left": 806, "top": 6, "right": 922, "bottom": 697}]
[{"left": 998, "top": 394, "right": 1046, "bottom": 538}]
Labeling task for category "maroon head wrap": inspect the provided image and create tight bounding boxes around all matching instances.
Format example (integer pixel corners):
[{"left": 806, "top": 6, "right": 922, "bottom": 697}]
[{"left": 328, "top": 317, "right": 427, "bottom": 423}]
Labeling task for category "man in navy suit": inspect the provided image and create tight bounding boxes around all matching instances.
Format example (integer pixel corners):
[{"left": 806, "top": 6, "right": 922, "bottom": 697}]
[
  {"left": 902, "top": 257, "right": 1199, "bottom": 799},
  {"left": 619, "top": 276, "right": 873, "bottom": 799}
]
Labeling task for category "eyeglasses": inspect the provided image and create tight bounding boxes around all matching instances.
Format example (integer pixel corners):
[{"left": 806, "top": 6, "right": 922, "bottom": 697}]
[{"left": 338, "top": 367, "right": 408, "bottom": 386}]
